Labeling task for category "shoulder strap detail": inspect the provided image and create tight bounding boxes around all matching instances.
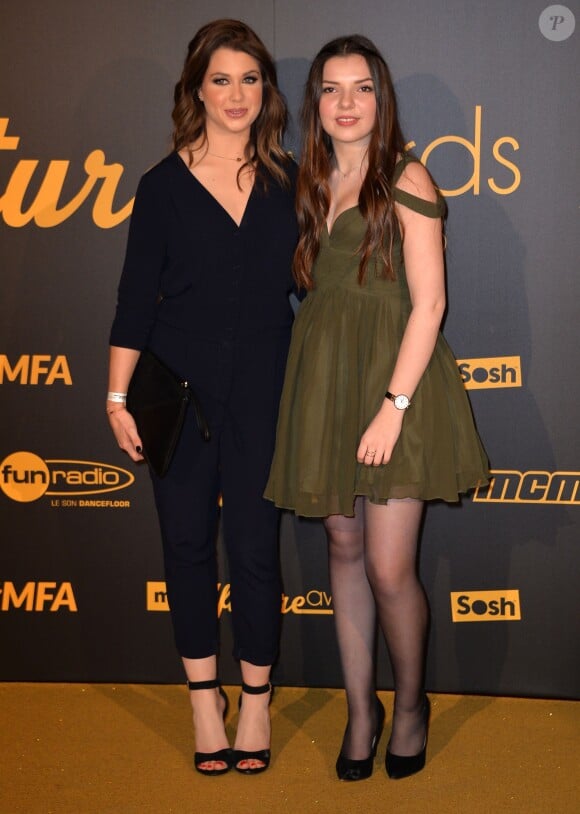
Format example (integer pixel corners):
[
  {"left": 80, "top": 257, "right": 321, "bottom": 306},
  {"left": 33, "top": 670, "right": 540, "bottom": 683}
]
[
  {"left": 393, "top": 187, "right": 445, "bottom": 218},
  {"left": 392, "top": 155, "right": 446, "bottom": 218}
]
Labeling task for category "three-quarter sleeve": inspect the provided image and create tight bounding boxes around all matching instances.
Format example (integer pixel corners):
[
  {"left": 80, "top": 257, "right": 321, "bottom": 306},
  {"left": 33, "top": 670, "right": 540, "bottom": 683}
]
[{"left": 109, "top": 169, "right": 168, "bottom": 349}]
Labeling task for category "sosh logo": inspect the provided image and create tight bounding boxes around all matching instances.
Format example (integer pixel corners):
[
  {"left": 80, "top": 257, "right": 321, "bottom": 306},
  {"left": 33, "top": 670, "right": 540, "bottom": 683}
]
[
  {"left": 457, "top": 356, "right": 521, "bottom": 389},
  {"left": 450, "top": 590, "right": 521, "bottom": 622}
]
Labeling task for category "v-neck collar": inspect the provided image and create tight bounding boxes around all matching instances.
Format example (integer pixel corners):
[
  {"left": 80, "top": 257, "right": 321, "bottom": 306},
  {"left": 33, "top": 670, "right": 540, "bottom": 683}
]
[
  {"left": 325, "top": 205, "right": 359, "bottom": 237},
  {"left": 174, "top": 151, "right": 255, "bottom": 229}
]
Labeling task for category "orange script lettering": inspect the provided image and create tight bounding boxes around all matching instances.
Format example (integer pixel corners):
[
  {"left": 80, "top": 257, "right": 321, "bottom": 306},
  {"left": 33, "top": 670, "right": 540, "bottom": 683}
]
[{"left": 0, "top": 118, "right": 133, "bottom": 228}]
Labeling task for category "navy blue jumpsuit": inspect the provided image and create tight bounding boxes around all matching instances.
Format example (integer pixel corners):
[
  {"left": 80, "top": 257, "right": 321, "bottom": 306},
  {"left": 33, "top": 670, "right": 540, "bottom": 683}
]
[{"left": 110, "top": 152, "right": 298, "bottom": 664}]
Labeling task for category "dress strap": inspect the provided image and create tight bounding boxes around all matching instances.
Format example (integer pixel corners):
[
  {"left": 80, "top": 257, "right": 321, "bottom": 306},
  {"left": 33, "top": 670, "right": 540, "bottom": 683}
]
[{"left": 392, "top": 155, "right": 446, "bottom": 219}]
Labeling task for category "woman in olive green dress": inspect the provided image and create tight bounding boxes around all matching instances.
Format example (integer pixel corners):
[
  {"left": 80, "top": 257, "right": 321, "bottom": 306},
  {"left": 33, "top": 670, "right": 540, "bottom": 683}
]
[{"left": 265, "top": 35, "right": 489, "bottom": 782}]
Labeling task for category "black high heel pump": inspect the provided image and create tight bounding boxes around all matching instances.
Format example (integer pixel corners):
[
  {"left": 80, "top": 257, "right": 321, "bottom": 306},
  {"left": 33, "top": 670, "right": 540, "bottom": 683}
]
[
  {"left": 234, "top": 681, "right": 273, "bottom": 775},
  {"left": 336, "top": 695, "right": 386, "bottom": 781},
  {"left": 187, "top": 678, "right": 233, "bottom": 776},
  {"left": 385, "top": 695, "right": 430, "bottom": 780}
]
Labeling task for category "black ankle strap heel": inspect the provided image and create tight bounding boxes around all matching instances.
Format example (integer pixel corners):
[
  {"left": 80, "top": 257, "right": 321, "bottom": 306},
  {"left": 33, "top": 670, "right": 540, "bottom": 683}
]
[
  {"left": 240, "top": 681, "right": 272, "bottom": 696},
  {"left": 187, "top": 678, "right": 233, "bottom": 776},
  {"left": 234, "top": 682, "right": 273, "bottom": 774},
  {"left": 187, "top": 677, "right": 221, "bottom": 691}
]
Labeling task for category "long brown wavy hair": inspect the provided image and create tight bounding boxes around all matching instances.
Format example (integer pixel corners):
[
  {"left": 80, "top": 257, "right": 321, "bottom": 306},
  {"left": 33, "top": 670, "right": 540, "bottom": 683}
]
[
  {"left": 294, "top": 35, "right": 406, "bottom": 289},
  {"left": 172, "top": 19, "right": 290, "bottom": 188}
]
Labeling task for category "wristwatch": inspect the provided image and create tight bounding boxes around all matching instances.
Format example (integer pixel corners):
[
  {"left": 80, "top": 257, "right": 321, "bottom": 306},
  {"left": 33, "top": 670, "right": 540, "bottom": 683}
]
[{"left": 385, "top": 391, "right": 411, "bottom": 410}]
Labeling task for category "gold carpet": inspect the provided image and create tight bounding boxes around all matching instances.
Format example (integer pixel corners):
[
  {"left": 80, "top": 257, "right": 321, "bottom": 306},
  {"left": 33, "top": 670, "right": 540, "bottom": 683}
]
[{"left": 1, "top": 684, "right": 577, "bottom": 814}]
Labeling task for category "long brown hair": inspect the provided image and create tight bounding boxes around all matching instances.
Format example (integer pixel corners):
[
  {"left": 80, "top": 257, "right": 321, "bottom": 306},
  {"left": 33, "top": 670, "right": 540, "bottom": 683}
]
[
  {"left": 294, "top": 35, "right": 406, "bottom": 289},
  {"left": 172, "top": 19, "right": 290, "bottom": 187}
]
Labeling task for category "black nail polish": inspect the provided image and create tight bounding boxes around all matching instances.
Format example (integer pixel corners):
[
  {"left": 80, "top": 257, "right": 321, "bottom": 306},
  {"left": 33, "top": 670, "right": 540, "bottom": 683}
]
[{"left": 136, "top": 446, "right": 142, "bottom": 453}]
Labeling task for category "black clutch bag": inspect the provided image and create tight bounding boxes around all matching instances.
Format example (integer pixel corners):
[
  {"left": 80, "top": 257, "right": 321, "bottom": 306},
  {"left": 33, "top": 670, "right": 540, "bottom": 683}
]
[{"left": 126, "top": 349, "right": 210, "bottom": 478}]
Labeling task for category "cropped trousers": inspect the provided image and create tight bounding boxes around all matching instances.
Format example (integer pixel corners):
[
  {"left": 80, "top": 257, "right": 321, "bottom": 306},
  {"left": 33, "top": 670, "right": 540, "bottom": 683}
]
[{"left": 149, "top": 329, "right": 288, "bottom": 666}]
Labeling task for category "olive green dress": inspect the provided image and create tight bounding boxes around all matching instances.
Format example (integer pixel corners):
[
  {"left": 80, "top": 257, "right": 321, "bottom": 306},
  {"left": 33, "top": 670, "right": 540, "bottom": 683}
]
[{"left": 265, "top": 158, "right": 489, "bottom": 517}]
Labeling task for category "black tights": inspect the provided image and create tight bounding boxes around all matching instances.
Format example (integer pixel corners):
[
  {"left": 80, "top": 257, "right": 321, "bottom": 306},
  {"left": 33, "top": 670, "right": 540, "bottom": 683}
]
[{"left": 324, "top": 496, "right": 428, "bottom": 760}]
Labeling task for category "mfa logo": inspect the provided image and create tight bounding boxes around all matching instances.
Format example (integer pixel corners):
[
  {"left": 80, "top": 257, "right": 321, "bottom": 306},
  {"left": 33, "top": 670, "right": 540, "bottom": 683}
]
[
  {"left": 0, "top": 581, "right": 77, "bottom": 612},
  {"left": 473, "top": 470, "right": 580, "bottom": 504},
  {"left": 457, "top": 356, "right": 521, "bottom": 389},
  {"left": 0, "top": 354, "right": 72, "bottom": 384},
  {"left": 0, "top": 451, "right": 134, "bottom": 503},
  {"left": 451, "top": 590, "right": 521, "bottom": 622}
]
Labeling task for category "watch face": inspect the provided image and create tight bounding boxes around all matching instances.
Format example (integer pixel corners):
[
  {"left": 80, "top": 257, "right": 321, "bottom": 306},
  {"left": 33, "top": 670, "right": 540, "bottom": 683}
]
[{"left": 394, "top": 394, "right": 410, "bottom": 410}]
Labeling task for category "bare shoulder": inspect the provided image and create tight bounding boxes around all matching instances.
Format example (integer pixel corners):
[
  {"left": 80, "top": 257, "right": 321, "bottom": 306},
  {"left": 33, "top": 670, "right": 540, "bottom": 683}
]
[{"left": 395, "top": 158, "right": 439, "bottom": 204}]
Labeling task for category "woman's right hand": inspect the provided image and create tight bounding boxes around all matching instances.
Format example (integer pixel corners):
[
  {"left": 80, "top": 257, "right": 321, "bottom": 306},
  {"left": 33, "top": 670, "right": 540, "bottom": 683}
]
[{"left": 107, "top": 406, "right": 145, "bottom": 462}]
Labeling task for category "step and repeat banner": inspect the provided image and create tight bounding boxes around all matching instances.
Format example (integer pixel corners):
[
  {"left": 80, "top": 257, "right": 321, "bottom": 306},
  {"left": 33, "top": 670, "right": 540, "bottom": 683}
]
[{"left": 1, "top": 1, "right": 578, "bottom": 698}]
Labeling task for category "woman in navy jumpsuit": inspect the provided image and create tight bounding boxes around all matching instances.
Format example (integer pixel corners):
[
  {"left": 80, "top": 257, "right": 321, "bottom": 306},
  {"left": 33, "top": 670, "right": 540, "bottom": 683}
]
[{"left": 107, "top": 20, "right": 297, "bottom": 775}]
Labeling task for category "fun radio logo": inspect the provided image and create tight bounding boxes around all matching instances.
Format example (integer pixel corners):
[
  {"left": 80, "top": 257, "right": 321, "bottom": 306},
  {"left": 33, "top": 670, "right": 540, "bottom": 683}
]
[
  {"left": 457, "top": 356, "right": 522, "bottom": 389},
  {"left": 147, "top": 582, "right": 334, "bottom": 616},
  {"left": 0, "top": 451, "right": 134, "bottom": 503},
  {"left": 450, "top": 590, "right": 521, "bottom": 622}
]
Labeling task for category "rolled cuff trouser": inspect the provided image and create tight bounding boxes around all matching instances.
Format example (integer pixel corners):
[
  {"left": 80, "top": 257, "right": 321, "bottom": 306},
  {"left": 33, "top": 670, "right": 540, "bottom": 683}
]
[{"left": 151, "top": 395, "right": 282, "bottom": 666}]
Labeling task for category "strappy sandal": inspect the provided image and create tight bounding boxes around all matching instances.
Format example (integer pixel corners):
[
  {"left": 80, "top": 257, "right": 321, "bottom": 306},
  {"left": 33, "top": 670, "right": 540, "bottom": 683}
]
[
  {"left": 233, "top": 681, "right": 273, "bottom": 775},
  {"left": 187, "top": 678, "right": 233, "bottom": 776}
]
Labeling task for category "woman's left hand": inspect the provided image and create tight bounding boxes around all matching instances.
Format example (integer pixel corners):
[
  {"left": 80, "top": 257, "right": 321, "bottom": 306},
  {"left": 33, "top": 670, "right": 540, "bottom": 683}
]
[{"left": 357, "top": 400, "right": 405, "bottom": 466}]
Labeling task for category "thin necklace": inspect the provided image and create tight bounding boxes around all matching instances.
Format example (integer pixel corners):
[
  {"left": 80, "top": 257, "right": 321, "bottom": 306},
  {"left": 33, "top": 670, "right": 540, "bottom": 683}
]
[
  {"left": 336, "top": 164, "right": 363, "bottom": 180},
  {"left": 207, "top": 151, "right": 243, "bottom": 162},
  {"left": 334, "top": 158, "right": 364, "bottom": 181}
]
